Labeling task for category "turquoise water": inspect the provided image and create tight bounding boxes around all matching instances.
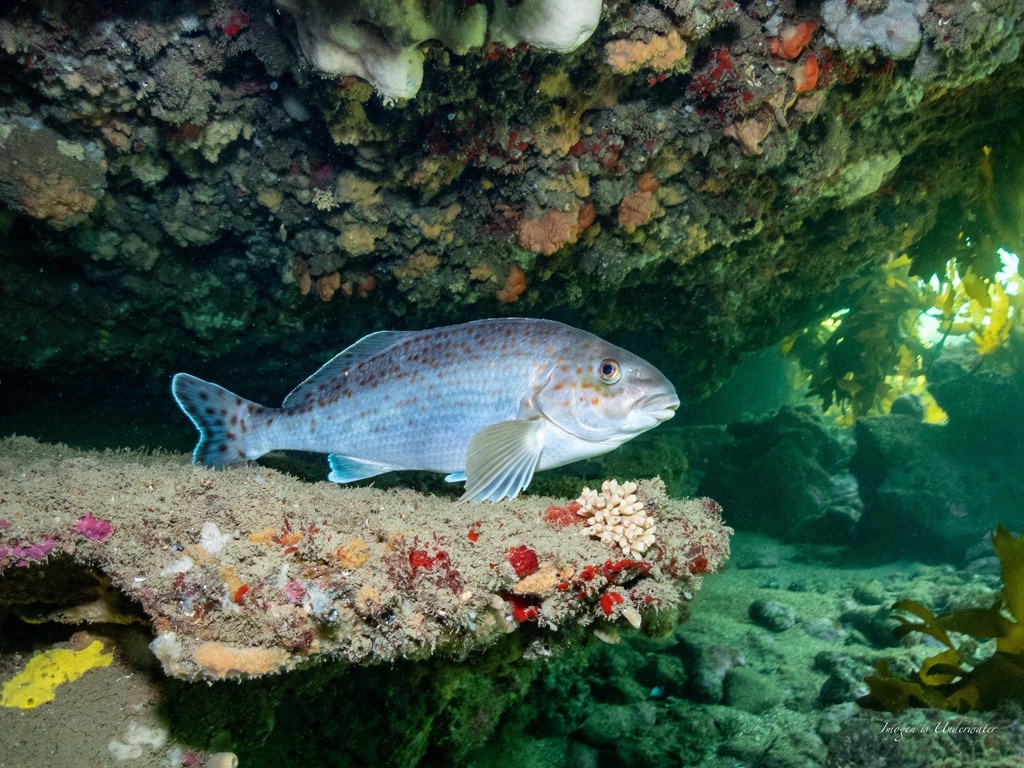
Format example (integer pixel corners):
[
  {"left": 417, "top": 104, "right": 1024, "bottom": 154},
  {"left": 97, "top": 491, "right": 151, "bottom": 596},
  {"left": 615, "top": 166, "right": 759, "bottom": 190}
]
[
  {"left": 3, "top": 332, "right": 1023, "bottom": 767},
  {"left": 1, "top": 0, "right": 1023, "bottom": 764}
]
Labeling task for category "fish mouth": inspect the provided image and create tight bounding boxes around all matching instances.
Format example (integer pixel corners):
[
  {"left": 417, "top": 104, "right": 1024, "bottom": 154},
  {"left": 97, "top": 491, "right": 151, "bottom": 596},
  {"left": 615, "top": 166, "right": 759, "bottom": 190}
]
[{"left": 638, "top": 392, "right": 680, "bottom": 422}]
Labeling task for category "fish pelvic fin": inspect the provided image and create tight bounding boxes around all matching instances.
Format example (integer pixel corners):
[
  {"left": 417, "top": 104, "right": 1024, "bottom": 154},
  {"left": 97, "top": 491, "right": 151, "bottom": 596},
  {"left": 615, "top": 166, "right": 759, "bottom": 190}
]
[
  {"left": 459, "top": 419, "right": 545, "bottom": 503},
  {"left": 171, "top": 373, "right": 269, "bottom": 468}
]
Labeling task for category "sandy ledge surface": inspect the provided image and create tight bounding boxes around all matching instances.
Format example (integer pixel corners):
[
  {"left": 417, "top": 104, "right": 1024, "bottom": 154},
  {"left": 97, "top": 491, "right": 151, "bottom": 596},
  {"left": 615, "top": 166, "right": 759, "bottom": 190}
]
[{"left": 0, "top": 436, "right": 731, "bottom": 683}]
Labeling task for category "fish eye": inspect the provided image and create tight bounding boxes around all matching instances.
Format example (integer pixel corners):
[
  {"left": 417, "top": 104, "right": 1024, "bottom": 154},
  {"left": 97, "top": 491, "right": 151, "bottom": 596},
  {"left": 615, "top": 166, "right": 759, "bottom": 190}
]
[{"left": 597, "top": 358, "right": 621, "bottom": 384}]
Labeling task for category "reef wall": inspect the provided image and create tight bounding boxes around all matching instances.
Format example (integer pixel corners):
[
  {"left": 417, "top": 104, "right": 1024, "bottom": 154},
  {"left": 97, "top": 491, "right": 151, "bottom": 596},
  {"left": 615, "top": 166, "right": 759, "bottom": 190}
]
[{"left": 0, "top": 0, "right": 1021, "bottom": 391}]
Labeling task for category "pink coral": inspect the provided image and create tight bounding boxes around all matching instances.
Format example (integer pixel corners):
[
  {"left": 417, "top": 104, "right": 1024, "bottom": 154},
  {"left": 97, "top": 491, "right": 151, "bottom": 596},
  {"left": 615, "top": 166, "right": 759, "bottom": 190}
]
[
  {"left": 19, "top": 172, "right": 99, "bottom": 226},
  {"left": 316, "top": 272, "right": 342, "bottom": 302},
  {"left": 73, "top": 512, "right": 114, "bottom": 542},
  {"left": 0, "top": 536, "right": 57, "bottom": 568}
]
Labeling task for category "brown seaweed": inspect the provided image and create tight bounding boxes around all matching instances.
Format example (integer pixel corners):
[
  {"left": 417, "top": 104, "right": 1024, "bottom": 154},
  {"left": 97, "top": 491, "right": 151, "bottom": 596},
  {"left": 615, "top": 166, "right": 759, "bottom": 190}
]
[{"left": 860, "top": 525, "right": 1024, "bottom": 714}]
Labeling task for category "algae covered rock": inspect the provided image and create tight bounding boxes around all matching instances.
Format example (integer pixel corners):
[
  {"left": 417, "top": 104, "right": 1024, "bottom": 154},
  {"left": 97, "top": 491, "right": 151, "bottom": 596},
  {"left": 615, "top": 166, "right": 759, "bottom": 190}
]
[
  {"left": 0, "top": 118, "right": 107, "bottom": 229},
  {"left": 927, "top": 354, "right": 1024, "bottom": 438},
  {"left": 851, "top": 412, "right": 1017, "bottom": 562},
  {"left": 850, "top": 350, "right": 1024, "bottom": 561},
  {"left": 1, "top": 0, "right": 1022, "bottom": 395},
  {"left": 693, "top": 406, "right": 862, "bottom": 542}
]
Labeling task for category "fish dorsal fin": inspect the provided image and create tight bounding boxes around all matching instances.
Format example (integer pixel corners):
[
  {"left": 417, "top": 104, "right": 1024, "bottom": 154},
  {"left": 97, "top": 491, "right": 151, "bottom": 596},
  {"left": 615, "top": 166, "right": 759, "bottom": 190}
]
[
  {"left": 460, "top": 420, "right": 545, "bottom": 503},
  {"left": 282, "top": 330, "right": 416, "bottom": 408}
]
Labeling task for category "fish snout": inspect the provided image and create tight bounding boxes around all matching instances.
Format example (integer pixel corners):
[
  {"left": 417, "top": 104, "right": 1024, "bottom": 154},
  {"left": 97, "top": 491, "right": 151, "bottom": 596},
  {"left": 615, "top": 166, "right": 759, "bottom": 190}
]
[{"left": 637, "top": 391, "right": 680, "bottom": 422}]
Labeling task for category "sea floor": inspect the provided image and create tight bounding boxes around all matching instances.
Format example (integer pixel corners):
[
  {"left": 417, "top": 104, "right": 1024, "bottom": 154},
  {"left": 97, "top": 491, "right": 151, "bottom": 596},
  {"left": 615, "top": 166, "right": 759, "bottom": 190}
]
[{"left": 2, "top": 524, "right": 1020, "bottom": 768}]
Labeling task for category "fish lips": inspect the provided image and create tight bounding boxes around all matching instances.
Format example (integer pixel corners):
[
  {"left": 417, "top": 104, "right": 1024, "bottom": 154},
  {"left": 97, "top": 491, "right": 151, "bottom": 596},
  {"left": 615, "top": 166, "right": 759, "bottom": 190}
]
[{"left": 637, "top": 391, "right": 681, "bottom": 423}]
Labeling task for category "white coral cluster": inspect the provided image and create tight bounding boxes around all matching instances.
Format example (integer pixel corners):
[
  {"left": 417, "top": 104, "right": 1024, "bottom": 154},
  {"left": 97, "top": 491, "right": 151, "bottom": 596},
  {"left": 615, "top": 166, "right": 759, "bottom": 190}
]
[
  {"left": 275, "top": 0, "right": 601, "bottom": 103},
  {"left": 576, "top": 480, "right": 656, "bottom": 557},
  {"left": 821, "top": 0, "right": 926, "bottom": 60}
]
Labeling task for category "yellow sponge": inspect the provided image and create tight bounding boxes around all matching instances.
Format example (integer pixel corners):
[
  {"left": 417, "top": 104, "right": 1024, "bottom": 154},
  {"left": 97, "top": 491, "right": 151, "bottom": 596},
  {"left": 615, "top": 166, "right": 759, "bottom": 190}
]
[{"left": 1, "top": 640, "right": 113, "bottom": 709}]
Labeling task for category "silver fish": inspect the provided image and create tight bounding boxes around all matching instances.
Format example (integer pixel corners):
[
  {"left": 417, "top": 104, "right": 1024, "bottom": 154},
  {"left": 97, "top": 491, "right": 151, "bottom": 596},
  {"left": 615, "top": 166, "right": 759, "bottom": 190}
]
[{"left": 171, "top": 318, "right": 679, "bottom": 502}]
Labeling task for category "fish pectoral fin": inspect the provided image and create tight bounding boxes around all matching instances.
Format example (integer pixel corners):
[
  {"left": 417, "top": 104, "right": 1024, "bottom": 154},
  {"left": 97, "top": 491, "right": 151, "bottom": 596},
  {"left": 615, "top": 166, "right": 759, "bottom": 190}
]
[
  {"left": 460, "top": 420, "right": 545, "bottom": 503},
  {"left": 444, "top": 472, "right": 467, "bottom": 484},
  {"left": 327, "top": 454, "right": 395, "bottom": 484}
]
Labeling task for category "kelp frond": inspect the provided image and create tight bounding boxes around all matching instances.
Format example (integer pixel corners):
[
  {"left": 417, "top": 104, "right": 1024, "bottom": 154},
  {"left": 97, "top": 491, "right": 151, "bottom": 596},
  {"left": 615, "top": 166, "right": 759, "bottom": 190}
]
[{"left": 860, "top": 526, "right": 1024, "bottom": 714}]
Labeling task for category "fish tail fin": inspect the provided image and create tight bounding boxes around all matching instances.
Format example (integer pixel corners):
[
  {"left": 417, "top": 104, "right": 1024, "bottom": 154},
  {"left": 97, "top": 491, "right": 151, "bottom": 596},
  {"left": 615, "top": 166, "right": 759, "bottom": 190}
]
[{"left": 171, "top": 373, "right": 268, "bottom": 468}]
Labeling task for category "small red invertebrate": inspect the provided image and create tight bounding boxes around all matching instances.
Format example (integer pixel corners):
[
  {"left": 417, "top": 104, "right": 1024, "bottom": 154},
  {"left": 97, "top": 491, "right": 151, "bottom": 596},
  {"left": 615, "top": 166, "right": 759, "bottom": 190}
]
[
  {"left": 467, "top": 529, "right": 479, "bottom": 542},
  {"left": 687, "top": 555, "right": 710, "bottom": 575},
  {"left": 233, "top": 584, "right": 250, "bottom": 604},
  {"left": 506, "top": 545, "right": 539, "bottom": 578},
  {"left": 543, "top": 501, "right": 584, "bottom": 527},
  {"left": 504, "top": 593, "right": 541, "bottom": 622},
  {"left": 688, "top": 47, "right": 735, "bottom": 100},
  {"left": 223, "top": 12, "right": 249, "bottom": 37},
  {"left": 701, "top": 499, "right": 723, "bottom": 519},
  {"left": 409, "top": 548, "right": 437, "bottom": 572},
  {"left": 272, "top": 519, "right": 302, "bottom": 548},
  {"left": 602, "top": 559, "right": 653, "bottom": 578},
  {"left": 600, "top": 591, "right": 625, "bottom": 616}
]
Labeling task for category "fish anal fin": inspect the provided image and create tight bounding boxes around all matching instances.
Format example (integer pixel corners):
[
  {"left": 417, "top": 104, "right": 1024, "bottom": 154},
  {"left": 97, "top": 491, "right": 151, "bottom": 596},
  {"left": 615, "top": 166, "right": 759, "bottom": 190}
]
[
  {"left": 460, "top": 420, "right": 545, "bottom": 503},
  {"left": 327, "top": 454, "right": 395, "bottom": 484}
]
